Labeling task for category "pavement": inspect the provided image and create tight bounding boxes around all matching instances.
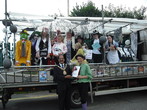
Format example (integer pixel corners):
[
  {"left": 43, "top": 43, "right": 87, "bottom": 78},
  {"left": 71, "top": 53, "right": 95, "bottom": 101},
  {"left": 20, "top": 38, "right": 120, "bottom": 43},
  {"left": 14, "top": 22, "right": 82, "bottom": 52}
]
[{"left": 0, "top": 90, "right": 147, "bottom": 110}]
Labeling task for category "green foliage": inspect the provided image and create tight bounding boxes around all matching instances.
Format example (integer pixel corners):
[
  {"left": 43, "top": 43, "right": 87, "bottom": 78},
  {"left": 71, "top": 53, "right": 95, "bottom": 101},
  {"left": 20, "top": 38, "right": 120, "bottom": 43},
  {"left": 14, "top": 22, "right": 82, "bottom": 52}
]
[
  {"left": 104, "top": 4, "right": 147, "bottom": 19},
  {"left": 70, "top": 1, "right": 102, "bottom": 17},
  {"left": 70, "top": 1, "right": 147, "bottom": 19}
]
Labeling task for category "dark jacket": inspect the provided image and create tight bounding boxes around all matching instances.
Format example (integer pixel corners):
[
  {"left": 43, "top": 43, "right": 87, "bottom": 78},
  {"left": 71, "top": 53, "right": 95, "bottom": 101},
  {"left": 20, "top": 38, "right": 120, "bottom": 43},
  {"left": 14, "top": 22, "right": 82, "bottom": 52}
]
[
  {"left": 89, "top": 39, "right": 103, "bottom": 54},
  {"left": 53, "top": 64, "right": 72, "bottom": 91}
]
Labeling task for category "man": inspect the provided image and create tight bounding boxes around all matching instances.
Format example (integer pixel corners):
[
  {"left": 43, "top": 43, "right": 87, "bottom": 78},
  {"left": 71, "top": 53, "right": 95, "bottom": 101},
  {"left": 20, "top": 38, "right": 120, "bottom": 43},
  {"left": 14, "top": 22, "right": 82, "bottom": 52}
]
[{"left": 53, "top": 54, "right": 72, "bottom": 110}]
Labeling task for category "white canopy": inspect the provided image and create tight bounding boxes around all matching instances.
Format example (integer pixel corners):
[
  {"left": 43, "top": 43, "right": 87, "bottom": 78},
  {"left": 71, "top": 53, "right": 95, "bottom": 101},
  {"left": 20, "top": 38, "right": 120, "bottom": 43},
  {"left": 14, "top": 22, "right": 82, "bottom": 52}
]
[{"left": 8, "top": 12, "right": 147, "bottom": 35}]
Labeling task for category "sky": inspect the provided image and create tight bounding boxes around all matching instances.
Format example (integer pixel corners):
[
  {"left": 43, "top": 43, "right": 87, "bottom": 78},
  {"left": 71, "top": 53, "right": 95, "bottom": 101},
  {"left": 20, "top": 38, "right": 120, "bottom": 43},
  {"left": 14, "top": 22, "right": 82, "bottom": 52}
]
[
  {"left": 0, "top": 0, "right": 147, "bottom": 17},
  {"left": 0, "top": 0, "right": 147, "bottom": 41}
]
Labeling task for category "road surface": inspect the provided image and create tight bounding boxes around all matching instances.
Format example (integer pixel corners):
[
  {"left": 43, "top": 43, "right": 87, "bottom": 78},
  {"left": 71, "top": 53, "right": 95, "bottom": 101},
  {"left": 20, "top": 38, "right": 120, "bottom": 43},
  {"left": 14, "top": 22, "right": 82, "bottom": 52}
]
[{"left": 0, "top": 90, "right": 147, "bottom": 110}]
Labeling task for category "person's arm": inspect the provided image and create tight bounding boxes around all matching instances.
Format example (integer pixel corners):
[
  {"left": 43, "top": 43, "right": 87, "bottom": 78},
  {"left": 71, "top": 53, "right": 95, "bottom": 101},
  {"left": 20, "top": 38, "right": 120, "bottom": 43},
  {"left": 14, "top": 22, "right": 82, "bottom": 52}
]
[
  {"left": 52, "top": 44, "right": 55, "bottom": 55},
  {"left": 77, "top": 75, "right": 88, "bottom": 79},
  {"left": 48, "top": 37, "right": 51, "bottom": 54},
  {"left": 85, "top": 64, "right": 92, "bottom": 79},
  {"left": 77, "top": 64, "right": 92, "bottom": 79},
  {"left": 65, "top": 65, "right": 72, "bottom": 79},
  {"left": 105, "top": 41, "right": 110, "bottom": 51},
  {"left": 35, "top": 37, "right": 41, "bottom": 52},
  {"left": 114, "top": 42, "right": 119, "bottom": 50},
  {"left": 47, "top": 37, "right": 51, "bottom": 58},
  {"left": 35, "top": 37, "right": 41, "bottom": 58},
  {"left": 110, "top": 42, "right": 119, "bottom": 51}
]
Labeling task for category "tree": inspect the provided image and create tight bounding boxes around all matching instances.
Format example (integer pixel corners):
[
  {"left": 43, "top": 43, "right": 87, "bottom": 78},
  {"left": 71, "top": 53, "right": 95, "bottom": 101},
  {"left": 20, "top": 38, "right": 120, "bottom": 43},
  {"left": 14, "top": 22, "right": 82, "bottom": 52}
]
[
  {"left": 70, "top": 1, "right": 101, "bottom": 17},
  {"left": 70, "top": 1, "right": 147, "bottom": 19},
  {"left": 104, "top": 4, "right": 147, "bottom": 19}
]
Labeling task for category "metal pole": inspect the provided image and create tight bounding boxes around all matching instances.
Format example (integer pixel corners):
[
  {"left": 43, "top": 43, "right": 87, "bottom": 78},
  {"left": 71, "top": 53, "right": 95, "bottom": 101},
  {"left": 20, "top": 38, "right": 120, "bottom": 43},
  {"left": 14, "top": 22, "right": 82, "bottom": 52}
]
[
  {"left": 102, "top": 5, "right": 106, "bottom": 64},
  {"left": 5, "top": 0, "right": 8, "bottom": 57},
  {"left": 67, "top": 0, "right": 69, "bottom": 16},
  {"left": 13, "top": 33, "right": 16, "bottom": 62},
  {"left": 3, "top": 0, "right": 12, "bottom": 68},
  {"left": 102, "top": 5, "right": 104, "bottom": 35}
]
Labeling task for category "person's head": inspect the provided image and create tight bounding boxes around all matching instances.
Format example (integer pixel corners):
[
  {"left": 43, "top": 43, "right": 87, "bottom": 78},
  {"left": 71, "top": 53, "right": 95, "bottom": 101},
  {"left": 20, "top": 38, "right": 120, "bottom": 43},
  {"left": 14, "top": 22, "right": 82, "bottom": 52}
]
[
  {"left": 58, "top": 54, "right": 65, "bottom": 64},
  {"left": 20, "top": 30, "right": 29, "bottom": 41},
  {"left": 41, "top": 27, "right": 49, "bottom": 37},
  {"left": 66, "top": 31, "right": 72, "bottom": 39},
  {"left": 107, "top": 35, "right": 113, "bottom": 43},
  {"left": 57, "top": 35, "right": 64, "bottom": 43},
  {"left": 93, "top": 34, "right": 99, "bottom": 39},
  {"left": 75, "top": 54, "right": 85, "bottom": 64},
  {"left": 66, "top": 29, "right": 74, "bottom": 38},
  {"left": 75, "top": 42, "right": 82, "bottom": 50},
  {"left": 76, "top": 35, "right": 84, "bottom": 44},
  {"left": 92, "top": 30, "right": 100, "bottom": 39},
  {"left": 32, "top": 31, "right": 40, "bottom": 40}
]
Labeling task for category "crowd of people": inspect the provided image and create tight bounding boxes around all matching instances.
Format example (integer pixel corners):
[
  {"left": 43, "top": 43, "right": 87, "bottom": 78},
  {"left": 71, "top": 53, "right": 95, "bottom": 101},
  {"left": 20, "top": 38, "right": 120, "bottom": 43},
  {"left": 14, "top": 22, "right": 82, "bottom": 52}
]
[
  {"left": 15, "top": 27, "right": 121, "bottom": 66},
  {"left": 14, "top": 27, "right": 122, "bottom": 110}
]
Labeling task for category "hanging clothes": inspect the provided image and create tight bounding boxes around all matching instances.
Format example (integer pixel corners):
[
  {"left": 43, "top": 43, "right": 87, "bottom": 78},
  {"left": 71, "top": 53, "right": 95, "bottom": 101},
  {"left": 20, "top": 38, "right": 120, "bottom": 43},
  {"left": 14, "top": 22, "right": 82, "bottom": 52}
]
[{"left": 130, "top": 32, "right": 138, "bottom": 60}]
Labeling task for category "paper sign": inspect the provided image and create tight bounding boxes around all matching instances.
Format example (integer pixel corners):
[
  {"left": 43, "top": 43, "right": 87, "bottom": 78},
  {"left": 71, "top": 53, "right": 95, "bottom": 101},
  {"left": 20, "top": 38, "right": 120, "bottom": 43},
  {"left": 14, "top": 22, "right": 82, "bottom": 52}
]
[
  {"left": 85, "top": 49, "right": 93, "bottom": 59},
  {"left": 39, "top": 71, "right": 47, "bottom": 82},
  {"left": 92, "top": 42, "right": 101, "bottom": 50},
  {"left": 72, "top": 66, "right": 80, "bottom": 77}
]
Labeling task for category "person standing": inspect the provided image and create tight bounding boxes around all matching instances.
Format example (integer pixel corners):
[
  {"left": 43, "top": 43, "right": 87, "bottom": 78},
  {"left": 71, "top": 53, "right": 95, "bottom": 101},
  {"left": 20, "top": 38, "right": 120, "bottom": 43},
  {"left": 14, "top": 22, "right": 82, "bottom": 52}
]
[
  {"left": 53, "top": 54, "right": 72, "bottom": 110},
  {"left": 105, "top": 35, "right": 120, "bottom": 64},
  {"left": 91, "top": 30, "right": 103, "bottom": 63},
  {"left": 75, "top": 54, "right": 92, "bottom": 110},
  {"left": 29, "top": 31, "right": 40, "bottom": 65},
  {"left": 64, "top": 30, "right": 76, "bottom": 64},
  {"left": 52, "top": 35, "right": 67, "bottom": 64},
  {"left": 35, "top": 27, "right": 51, "bottom": 65}
]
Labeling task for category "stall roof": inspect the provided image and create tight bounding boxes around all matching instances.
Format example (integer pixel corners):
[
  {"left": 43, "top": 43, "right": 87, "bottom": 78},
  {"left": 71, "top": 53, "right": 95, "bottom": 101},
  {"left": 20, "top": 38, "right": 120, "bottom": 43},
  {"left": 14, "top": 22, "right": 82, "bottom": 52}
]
[{"left": 5, "top": 12, "right": 147, "bottom": 35}]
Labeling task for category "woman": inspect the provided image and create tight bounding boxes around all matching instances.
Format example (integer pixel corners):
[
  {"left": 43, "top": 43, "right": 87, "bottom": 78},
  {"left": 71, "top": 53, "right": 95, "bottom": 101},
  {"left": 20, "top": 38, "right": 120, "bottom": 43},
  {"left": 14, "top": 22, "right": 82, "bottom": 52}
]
[
  {"left": 70, "top": 43, "right": 85, "bottom": 64},
  {"left": 76, "top": 35, "right": 84, "bottom": 46},
  {"left": 105, "top": 35, "right": 120, "bottom": 64},
  {"left": 92, "top": 30, "right": 103, "bottom": 63},
  {"left": 64, "top": 30, "right": 76, "bottom": 64},
  {"left": 75, "top": 54, "right": 92, "bottom": 110},
  {"left": 52, "top": 35, "right": 67, "bottom": 64}
]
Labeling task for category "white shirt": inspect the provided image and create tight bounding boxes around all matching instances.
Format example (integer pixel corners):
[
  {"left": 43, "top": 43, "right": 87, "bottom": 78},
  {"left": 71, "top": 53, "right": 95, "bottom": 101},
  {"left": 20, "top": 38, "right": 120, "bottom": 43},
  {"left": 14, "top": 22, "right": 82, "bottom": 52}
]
[
  {"left": 52, "top": 42, "right": 67, "bottom": 55},
  {"left": 59, "top": 63, "right": 64, "bottom": 68}
]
